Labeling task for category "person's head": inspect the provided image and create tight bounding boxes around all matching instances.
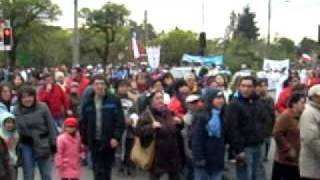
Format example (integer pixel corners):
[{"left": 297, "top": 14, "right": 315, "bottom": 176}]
[
  {"left": 215, "top": 74, "right": 227, "bottom": 88},
  {"left": 186, "top": 95, "right": 204, "bottom": 112},
  {"left": 287, "top": 75, "right": 300, "bottom": 88},
  {"left": 55, "top": 71, "right": 65, "bottom": 84},
  {"left": 255, "top": 78, "right": 268, "bottom": 97},
  {"left": 71, "top": 67, "right": 81, "bottom": 81},
  {"left": 64, "top": 117, "right": 78, "bottom": 135},
  {"left": 150, "top": 79, "right": 164, "bottom": 93},
  {"left": 308, "top": 85, "right": 320, "bottom": 104},
  {"left": 174, "top": 80, "right": 190, "bottom": 98},
  {"left": 13, "top": 73, "right": 24, "bottom": 88},
  {"left": 238, "top": 76, "right": 256, "bottom": 98},
  {"left": 70, "top": 82, "right": 79, "bottom": 95},
  {"left": 206, "top": 76, "right": 218, "bottom": 88},
  {"left": 18, "top": 85, "right": 37, "bottom": 108},
  {"left": 162, "top": 73, "right": 174, "bottom": 87},
  {"left": 184, "top": 73, "right": 196, "bottom": 89},
  {"left": 3, "top": 117, "right": 15, "bottom": 132},
  {"left": 204, "top": 88, "right": 225, "bottom": 110},
  {"left": 287, "top": 93, "right": 306, "bottom": 114},
  {"left": 0, "top": 83, "right": 12, "bottom": 103},
  {"left": 136, "top": 73, "right": 147, "bottom": 85},
  {"left": 148, "top": 91, "right": 165, "bottom": 110},
  {"left": 43, "top": 73, "right": 55, "bottom": 85},
  {"left": 115, "top": 80, "right": 130, "bottom": 96},
  {"left": 92, "top": 74, "right": 107, "bottom": 97},
  {"left": 31, "top": 71, "right": 41, "bottom": 85}
]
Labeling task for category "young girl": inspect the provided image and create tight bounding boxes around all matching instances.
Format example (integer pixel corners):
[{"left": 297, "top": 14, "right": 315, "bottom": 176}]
[
  {"left": 55, "top": 117, "right": 82, "bottom": 180},
  {"left": 0, "top": 112, "right": 19, "bottom": 180}
]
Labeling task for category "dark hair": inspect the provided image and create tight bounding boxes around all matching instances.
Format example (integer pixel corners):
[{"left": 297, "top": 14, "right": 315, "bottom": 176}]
[
  {"left": 114, "top": 80, "right": 129, "bottom": 90},
  {"left": 256, "top": 78, "right": 268, "bottom": 87},
  {"left": 12, "top": 73, "right": 25, "bottom": 84},
  {"left": 17, "top": 85, "right": 37, "bottom": 106},
  {"left": 31, "top": 71, "right": 41, "bottom": 81},
  {"left": 239, "top": 76, "right": 256, "bottom": 86},
  {"left": 287, "top": 93, "right": 305, "bottom": 108},
  {"left": 146, "top": 91, "right": 163, "bottom": 107},
  {"left": 173, "top": 79, "right": 188, "bottom": 94},
  {"left": 91, "top": 74, "right": 107, "bottom": 85},
  {"left": 0, "top": 83, "right": 12, "bottom": 102}
]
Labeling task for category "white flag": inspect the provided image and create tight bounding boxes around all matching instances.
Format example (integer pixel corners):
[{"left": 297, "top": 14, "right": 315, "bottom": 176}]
[
  {"left": 132, "top": 32, "right": 140, "bottom": 59},
  {"left": 147, "top": 46, "right": 161, "bottom": 69}
]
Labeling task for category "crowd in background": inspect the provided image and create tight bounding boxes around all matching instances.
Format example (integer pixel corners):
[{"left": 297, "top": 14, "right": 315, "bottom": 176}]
[{"left": 0, "top": 64, "right": 320, "bottom": 180}]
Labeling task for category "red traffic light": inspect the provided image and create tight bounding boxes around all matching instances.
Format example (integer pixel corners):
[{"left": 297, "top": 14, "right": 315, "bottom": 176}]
[{"left": 4, "top": 28, "right": 11, "bottom": 36}]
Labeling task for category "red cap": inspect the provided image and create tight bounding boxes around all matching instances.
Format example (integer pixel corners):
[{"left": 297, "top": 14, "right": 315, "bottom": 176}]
[{"left": 64, "top": 117, "right": 79, "bottom": 128}]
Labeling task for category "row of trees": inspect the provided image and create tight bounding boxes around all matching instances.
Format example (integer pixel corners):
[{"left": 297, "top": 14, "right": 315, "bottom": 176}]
[{"left": 0, "top": 0, "right": 319, "bottom": 71}]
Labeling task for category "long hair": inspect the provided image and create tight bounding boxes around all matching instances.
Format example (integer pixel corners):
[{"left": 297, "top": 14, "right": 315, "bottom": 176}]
[{"left": 17, "top": 85, "right": 37, "bottom": 108}]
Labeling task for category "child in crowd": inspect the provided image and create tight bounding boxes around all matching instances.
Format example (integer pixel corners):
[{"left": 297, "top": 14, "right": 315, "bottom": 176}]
[
  {"left": 0, "top": 112, "right": 19, "bottom": 180},
  {"left": 55, "top": 117, "right": 82, "bottom": 180}
]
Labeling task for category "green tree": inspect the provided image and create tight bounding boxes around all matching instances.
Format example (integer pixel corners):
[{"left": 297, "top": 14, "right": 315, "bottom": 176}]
[
  {"left": 80, "top": 2, "right": 130, "bottom": 65},
  {"left": 235, "top": 6, "right": 259, "bottom": 40},
  {"left": 0, "top": 0, "right": 61, "bottom": 68},
  {"left": 299, "top": 37, "right": 320, "bottom": 54},
  {"left": 152, "top": 28, "right": 198, "bottom": 65}
]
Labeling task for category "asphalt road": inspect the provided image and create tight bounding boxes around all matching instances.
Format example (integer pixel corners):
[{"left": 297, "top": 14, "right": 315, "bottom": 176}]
[{"left": 18, "top": 140, "right": 276, "bottom": 180}]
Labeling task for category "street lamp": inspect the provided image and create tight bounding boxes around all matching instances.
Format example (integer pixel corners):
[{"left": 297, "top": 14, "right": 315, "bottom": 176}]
[{"left": 73, "top": 0, "right": 80, "bottom": 67}]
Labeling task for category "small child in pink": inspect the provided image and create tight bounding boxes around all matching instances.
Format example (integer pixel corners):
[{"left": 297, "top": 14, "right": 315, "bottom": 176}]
[{"left": 55, "top": 117, "right": 82, "bottom": 180}]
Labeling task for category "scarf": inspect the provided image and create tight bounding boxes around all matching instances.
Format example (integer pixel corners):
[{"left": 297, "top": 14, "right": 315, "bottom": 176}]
[{"left": 206, "top": 109, "right": 222, "bottom": 138}]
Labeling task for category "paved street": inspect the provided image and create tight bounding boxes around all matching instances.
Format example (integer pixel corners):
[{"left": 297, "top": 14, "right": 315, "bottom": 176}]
[{"left": 17, "top": 140, "right": 275, "bottom": 180}]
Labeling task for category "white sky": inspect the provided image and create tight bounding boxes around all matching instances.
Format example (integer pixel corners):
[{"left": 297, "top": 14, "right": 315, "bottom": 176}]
[{"left": 52, "top": 0, "right": 320, "bottom": 43}]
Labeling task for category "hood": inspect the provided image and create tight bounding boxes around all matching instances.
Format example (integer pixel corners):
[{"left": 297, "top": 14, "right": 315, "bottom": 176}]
[
  {"left": 203, "top": 88, "right": 224, "bottom": 110},
  {"left": 0, "top": 111, "right": 17, "bottom": 137}
]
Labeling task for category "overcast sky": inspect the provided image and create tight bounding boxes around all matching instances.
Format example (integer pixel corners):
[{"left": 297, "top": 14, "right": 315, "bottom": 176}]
[{"left": 52, "top": 0, "right": 320, "bottom": 43}]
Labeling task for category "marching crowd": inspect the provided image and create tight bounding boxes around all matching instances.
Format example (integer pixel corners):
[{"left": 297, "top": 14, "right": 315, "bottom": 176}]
[{"left": 0, "top": 65, "right": 320, "bottom": 180}]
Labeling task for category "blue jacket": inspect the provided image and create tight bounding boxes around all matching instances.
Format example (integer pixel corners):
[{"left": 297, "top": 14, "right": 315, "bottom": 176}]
[
  {"left": 191, "top": 109, "right": 225, "bottom": 172},
  {"left": 80, "top": 89, "right": 125, "bottom": 150}
]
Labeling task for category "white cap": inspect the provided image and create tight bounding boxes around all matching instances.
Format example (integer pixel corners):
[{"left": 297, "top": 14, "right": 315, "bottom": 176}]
[
  {"left": 308, "top": 84, "right": 320, "bottom": 97},
  {"left": 186, "top": 95, "right": 200, "bottom": 103},
  {"left": 184, "top": 73, "right": 195, "bottom": 81}
]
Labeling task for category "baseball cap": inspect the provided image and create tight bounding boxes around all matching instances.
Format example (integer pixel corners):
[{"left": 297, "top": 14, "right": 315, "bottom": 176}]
[
  {"left": 64, "top": 117, "right": 79, "bottom": 128},
  {"left": 308, "top": 84, "right": 320, "bottom": 97},
  {"left": 186, "top": 95, "right": 200, "bottom": 103}
]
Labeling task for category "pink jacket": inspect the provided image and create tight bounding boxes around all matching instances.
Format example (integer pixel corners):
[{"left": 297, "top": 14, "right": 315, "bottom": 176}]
[{"left": 55, "top": 132, "right": 82, "bottom": 178}]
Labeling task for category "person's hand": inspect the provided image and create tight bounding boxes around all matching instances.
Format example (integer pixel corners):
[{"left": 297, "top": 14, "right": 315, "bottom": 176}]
[
  {"left": 152, "top": 121, "right": 162, "bottom": 129},
  {"left": 110, "top": 139, "right": 119, "bottom": 149},
  {"left": 46, "top": 84, "right": 53, "bottom": 92},
  {"left": 173, "top": 116, "right": 183, "bottom": 124},
  {"left": 66, "top": 110, "right": 73, "bottom": 116}
]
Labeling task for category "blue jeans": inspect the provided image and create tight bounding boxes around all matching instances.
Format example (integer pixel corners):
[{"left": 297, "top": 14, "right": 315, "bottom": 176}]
[
  {"left": 21, "top": 144, "right": 52, "bottom": 180},
  {"left": 194, "top": 168, "right": 223, "bottom": 180},
  {"left": 184, "top": 158, "right": 194, "bottom": 180},
  {"left": 236, "top": 143, "right": 266, "bottom": 180}
]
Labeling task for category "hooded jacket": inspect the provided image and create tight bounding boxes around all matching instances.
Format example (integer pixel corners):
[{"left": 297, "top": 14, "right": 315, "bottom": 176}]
[
  {"left": 192, "top": 88, "right": 225, "bottom": 172},
  {"left": 0, "top": 111, "right": 19, "bottom": 166}
]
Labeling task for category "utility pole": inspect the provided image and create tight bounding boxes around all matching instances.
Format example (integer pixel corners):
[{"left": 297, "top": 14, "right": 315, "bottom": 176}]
[
  {"left": 73, "top": 0, "right": 80, "bottom": 67},
  {"left": 267, "top": 0, "right": 271, "bottom": 46},
  {"left": 144, "top": 10, "right": 148, "bottom": 46}
]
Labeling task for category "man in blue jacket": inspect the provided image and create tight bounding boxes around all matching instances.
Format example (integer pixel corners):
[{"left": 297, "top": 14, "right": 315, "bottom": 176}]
[{"left": 80, "top": 74, "right": 125, "bottom": 180}]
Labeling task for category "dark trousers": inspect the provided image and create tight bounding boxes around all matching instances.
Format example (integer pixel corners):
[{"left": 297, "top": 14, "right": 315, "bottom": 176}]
[
  {"left": 149, "top": 172, "right": 181, "bottom": 180},
  {"left": 91, "top": 141, "right": 114, "bottom": 180},
  {"left": 272, "top": 162, "right": 300, "bottom": 180},
  {"left": 61, "top": 179, "right": 79, "bottom": 180},
  {"left": 301, "top": 178, "right": 320, "bottom": 180}
]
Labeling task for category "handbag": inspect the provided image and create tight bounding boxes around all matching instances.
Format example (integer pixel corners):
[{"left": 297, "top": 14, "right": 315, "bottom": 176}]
[{"left": 130, "top": 108, "right": 156, "bottom": 170}]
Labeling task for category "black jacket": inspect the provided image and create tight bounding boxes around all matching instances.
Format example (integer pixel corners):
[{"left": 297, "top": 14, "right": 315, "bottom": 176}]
[
  {"left": 80, "top": 89, "right": 125, "bottom": 150},
  {"left": 225, "top": 94, "right": 271, "bottom": 154}
]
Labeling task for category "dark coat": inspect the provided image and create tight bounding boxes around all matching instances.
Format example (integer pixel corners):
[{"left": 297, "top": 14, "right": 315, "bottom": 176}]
[
  {"left": 225, "top": 94, "right": 272, "bottom": 154},
  {"left": 80, "top": 90, "right": 125, "bottom": 151},
  {"left": 0, "top": 137, "right": 10, "bottom": 180},
  {"left": 135, "top": 108, "right": 183, "bottom": 174},
  {"left": 192, "top": 109, "right": 225, "bottom": 172}
]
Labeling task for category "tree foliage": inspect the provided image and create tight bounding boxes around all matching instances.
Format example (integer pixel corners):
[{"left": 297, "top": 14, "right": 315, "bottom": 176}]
[
  {"left": 234, "top": 6, "right": 260, "bottom": 40},
  {"left": 0, "top": 0, "right": 61, "bottom": 67}
]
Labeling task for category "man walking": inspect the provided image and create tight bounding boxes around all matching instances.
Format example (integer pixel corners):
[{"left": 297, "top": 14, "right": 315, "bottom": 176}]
[
  {"left": 226, "top": 76, "right": 271, "bottom": 180},
  {"left": 80, "top": 74, "right": 125, "bottom": 180}
]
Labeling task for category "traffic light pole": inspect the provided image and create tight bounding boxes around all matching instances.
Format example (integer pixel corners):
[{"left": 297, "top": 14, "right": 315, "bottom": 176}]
[{"left": 72, "top": 0, "right": 80, "bottom": 67}]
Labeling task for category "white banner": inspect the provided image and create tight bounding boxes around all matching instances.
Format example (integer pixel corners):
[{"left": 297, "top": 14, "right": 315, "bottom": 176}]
[
  {"left": 263, "top": 59, "right": 290, "bottom": 73},
  {"left": 147, "top": 46, "right": 161, "bottom": 69}
]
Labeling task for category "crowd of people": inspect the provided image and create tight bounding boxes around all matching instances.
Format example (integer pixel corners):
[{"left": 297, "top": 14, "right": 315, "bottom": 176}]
[{"left": 0, "top": 64, "right": 320, "bottom": 180}]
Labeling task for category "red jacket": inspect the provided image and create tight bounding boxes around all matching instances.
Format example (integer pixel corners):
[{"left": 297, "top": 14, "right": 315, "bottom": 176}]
[
  {"left": 168, "top": 96, "right": 187, "bottom": 119},
  {"left": 38, "top": 84, "right": 69, "bottom": 119},
  {"left": 276, "top": 86, "right": 292, "bottom": 114}
]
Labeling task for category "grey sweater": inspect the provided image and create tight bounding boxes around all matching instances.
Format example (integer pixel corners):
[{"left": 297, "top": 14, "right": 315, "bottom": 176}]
[{"left": 14, "top": 102, "right": 57, "bottom": 159}]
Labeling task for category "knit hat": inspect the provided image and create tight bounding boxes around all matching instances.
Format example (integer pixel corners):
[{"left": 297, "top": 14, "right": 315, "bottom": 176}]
[{"left": 64, "top": 117, "right": 79, "bottom": 128}]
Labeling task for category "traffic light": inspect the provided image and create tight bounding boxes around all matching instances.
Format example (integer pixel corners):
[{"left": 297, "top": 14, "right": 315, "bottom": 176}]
[{"left": 3, "top": 28, "right": 12, "bottom": 46}]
